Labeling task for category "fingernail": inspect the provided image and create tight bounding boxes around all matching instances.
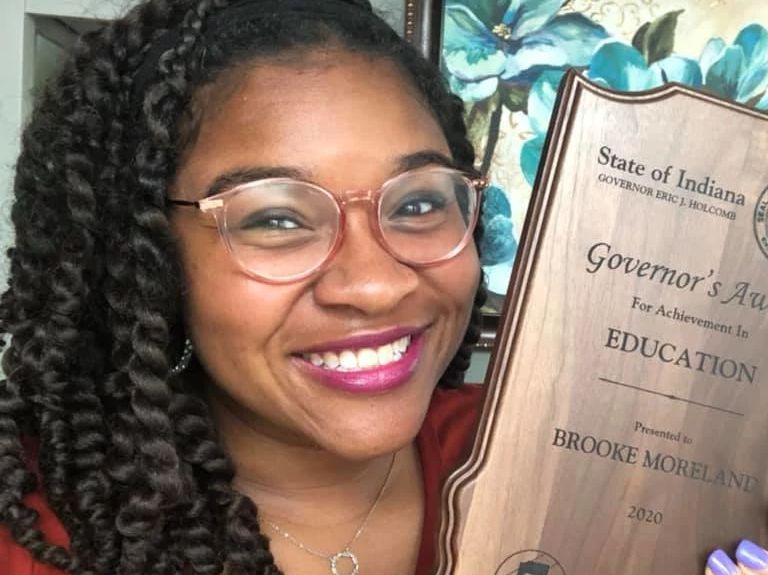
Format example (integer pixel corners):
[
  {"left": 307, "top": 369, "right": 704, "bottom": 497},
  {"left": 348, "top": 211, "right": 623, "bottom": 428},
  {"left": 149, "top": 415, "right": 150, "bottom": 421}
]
[
  {"left": 707, "top": 549, "right": 739, "bottom": 575},
  {"left": 736, "top": 539, "right": 768, "bottom": 570}
]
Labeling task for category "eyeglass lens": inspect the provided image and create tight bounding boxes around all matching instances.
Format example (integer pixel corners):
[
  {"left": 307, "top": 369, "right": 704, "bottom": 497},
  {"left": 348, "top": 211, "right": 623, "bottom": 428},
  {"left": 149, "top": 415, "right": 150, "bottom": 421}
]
[{"left": 221, "top": 169, "right": 477, "bottom": 280}]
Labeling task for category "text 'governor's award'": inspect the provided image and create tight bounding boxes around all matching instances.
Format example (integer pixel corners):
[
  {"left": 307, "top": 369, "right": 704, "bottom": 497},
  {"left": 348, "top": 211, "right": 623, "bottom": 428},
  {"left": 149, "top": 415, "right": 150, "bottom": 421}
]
[{"left": 436, "top": 71, "right": 768, "bottom": 574}]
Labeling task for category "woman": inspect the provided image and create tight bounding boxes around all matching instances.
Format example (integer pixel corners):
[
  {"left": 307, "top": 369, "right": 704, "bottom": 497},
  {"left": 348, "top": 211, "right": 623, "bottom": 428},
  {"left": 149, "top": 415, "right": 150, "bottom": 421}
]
[
  {"left": 0, "top": 1, "right": 762, "bottom": 574},
  {"left": 0, "top": 1, "right": 484, "bottom": 573}
]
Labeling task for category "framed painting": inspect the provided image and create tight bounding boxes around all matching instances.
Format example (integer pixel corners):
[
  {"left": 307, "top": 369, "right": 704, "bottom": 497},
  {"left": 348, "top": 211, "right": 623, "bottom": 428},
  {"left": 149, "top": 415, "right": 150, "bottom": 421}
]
[
  {"left": 405, "top": 0, "right": 768, "bottom": 346},
  {"left": 372, "top": 0, "right": 439, "bottom": 49}
]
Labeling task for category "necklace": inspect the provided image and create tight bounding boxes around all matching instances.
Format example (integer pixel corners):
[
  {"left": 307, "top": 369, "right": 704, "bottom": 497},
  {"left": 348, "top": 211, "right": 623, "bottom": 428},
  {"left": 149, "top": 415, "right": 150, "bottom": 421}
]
[{"left": 264, "top": 453, "right": 397, "bottom": 575}]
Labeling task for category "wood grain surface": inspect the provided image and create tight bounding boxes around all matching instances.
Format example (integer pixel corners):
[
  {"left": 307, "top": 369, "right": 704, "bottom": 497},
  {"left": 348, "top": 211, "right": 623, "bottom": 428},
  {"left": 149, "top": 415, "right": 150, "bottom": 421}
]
[{"left": 437, "top": 71, "right": 768, "bottom": 575}]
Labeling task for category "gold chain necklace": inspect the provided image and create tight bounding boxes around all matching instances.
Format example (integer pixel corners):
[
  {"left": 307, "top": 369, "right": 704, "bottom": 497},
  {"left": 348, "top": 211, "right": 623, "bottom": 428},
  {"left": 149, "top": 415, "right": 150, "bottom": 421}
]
[{"left": 265, "top": 454, "right": 396, "bottom": 575}]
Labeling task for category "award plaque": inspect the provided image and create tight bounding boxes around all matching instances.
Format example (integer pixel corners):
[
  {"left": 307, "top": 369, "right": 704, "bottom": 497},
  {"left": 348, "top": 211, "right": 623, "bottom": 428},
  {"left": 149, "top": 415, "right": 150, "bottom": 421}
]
[{"left": 437, "top": 71, "right": 768, "bottom": 574}]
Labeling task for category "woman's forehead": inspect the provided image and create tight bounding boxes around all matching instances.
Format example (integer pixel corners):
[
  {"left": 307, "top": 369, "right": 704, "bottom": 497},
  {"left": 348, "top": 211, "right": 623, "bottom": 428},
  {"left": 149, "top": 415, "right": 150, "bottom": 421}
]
[
  {"left": 176, "top": 51, "right": 449, "bottom": 192},
  {"left": 198, "top": 50, "right": 432, "bottom": 127}
]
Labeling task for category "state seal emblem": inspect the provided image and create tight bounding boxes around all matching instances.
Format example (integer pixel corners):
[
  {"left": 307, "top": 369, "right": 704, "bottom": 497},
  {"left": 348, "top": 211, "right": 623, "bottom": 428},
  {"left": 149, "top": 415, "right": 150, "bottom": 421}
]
[
  {"left": 755, "top": 186, "right": 768, "bottom": 259},
  {"left": 495, "top": 550, "right": 566, "bottom": 575}
]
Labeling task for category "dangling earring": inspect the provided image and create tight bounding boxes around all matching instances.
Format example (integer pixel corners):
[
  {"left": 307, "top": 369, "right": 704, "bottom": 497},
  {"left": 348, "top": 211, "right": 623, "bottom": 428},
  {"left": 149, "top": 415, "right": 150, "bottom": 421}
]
[{"left": 170, "top": 338, "right": 194, "bottom": 376}]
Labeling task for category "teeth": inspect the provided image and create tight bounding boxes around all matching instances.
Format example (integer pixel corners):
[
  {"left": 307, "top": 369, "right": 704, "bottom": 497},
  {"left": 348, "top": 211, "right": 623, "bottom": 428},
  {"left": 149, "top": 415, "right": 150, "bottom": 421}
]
[
  {"left": 377, "top": 344, "right": 394, "bottom": 365},
  {"left": 303, "top": 336, "right": 412, "bottom": 371},
  {"left": 339, "top": 350, "right": 358, "bottom": 370},
  {"left": 322, "top": 352, "right": 340, "bottom": 369},
  {"left": 357, "top": 348, "right": 379, "bottom": 368}
]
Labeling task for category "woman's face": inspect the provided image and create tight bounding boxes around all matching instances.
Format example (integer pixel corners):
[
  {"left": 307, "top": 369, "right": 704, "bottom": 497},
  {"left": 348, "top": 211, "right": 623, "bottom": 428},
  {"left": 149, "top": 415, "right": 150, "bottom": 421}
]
[{"left": 170, "top": 50, "right": 480, "bottom": 460}]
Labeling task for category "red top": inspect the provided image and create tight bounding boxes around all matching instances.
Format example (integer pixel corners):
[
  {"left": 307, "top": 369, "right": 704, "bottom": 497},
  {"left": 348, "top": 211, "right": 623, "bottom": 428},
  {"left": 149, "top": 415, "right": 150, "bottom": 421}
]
[
  {"left": 413, "top": 384, "right": 483, "bottom": 575},
  {"left": 0, "top": 385, "right": 483, "bottom": 575}
]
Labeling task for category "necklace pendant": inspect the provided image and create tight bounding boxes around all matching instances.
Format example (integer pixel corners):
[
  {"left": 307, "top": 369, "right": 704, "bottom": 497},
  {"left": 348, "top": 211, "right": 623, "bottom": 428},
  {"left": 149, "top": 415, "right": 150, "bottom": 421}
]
[{"left": 329, "top": 550, "right": 359, "bottom": 575}]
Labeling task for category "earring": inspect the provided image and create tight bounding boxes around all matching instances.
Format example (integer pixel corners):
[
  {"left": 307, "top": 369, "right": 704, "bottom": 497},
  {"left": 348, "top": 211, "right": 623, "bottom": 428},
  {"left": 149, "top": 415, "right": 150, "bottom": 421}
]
[{"left": 170, "top": 338, "right": 194, "bottom": 376}]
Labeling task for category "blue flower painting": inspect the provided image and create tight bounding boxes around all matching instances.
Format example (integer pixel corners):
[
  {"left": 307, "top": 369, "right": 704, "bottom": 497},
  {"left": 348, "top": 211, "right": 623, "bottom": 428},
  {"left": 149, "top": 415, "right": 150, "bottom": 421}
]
[
  {"left": 443, "top": 0, "right": 608, "bottom": 101},
  {"left": 440, "top": 1, "right": 768, "bottom": 309},
  {"left": 699, "top": 24, "right": 768, "bottom": 109},
  {"left": 442, "top": 0, "right": 608, "bottom": 296}
]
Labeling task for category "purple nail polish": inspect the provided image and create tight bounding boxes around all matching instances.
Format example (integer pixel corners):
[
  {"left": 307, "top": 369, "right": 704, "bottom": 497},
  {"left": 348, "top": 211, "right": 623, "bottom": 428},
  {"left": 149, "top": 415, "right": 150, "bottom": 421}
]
[
  {"left": 707, "top": 549, "right": 739, "bottom": 575},
  {"left": 736, "top": 539, "right": 768, "bottom": 570}
]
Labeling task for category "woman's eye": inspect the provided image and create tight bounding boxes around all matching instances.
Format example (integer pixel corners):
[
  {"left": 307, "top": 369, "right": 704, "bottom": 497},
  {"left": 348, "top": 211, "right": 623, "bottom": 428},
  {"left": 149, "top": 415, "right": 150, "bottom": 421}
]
[
  {"left": 238, "top": 211, "right": 307, "bottom": 231},
  {"left": 399, "top": 200, "right": 435, "bottom": 216},
  {"left": 255, "top": 217, "right": 299, "bottom": 230},
  {"left": 229, "top": 207, "right": 323, "bottom": 248},
  {"left": 392, "top": 193, "right": 447, "bottom": 217}
]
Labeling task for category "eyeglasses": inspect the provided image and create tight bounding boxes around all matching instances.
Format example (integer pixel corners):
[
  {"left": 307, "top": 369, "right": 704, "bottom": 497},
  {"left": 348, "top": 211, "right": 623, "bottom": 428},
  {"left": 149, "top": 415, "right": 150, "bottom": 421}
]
[{"left": 168, "top": 166, "right": 486, "bottom": 284}]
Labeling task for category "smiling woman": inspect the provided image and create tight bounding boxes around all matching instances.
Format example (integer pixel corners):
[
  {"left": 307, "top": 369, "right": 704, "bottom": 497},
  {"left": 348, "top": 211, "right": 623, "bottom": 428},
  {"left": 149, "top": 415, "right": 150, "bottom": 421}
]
[
  {"left": 170, "top": 50, "right": 482, "bottom": 463},
  {"left": 0, "top": 1, "right": 486, "bottom": 575}
]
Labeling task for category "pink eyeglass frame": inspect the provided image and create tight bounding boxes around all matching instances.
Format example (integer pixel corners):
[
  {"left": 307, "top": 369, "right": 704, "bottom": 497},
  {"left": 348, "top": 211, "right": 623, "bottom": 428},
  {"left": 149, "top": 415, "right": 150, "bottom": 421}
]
[{"left": 168, "top": 165, "right": 487, "bottom": 284}]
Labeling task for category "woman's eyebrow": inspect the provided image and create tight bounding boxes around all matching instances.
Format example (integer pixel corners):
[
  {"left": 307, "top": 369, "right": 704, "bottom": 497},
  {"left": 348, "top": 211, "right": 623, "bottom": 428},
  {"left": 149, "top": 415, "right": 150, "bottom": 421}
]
[
  {"left": 203, "top": 166, "right": 308, "bottom": 197},
  {"left": 201, "top": 151, "right": 457, "bottom": 197},
  {"left": 393, "top": 151, "right": 458, "bottom": 174}
]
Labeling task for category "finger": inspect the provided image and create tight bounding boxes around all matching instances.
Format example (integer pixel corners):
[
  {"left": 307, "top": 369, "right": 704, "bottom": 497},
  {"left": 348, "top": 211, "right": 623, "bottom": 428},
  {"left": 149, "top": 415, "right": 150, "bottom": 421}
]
[
  {"left": 735, "top": 540, "right": 768, "bottom": 575},
  {"left": 707, "top": 548, "right": 740, "bottom": 575}
]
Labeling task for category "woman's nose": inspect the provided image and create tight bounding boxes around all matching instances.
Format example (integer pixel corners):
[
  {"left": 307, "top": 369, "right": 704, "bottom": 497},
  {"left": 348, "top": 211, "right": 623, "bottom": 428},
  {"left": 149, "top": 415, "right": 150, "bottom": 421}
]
[{"left": 311, "top": 211, "right": 418, "bottom": 315}]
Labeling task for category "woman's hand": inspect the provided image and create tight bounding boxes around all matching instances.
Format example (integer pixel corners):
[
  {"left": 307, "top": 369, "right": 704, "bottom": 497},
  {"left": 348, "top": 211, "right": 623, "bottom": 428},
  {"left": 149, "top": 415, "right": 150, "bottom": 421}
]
[{"left": 707, "top": 540, "right": 768, "bottom": 575}]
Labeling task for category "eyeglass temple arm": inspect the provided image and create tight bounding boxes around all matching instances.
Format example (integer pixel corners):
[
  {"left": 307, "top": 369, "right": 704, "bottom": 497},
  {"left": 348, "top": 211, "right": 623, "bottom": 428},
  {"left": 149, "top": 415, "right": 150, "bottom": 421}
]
[
  {"left": 166, "top": 197, "right": 224, "bottom": 213},
  {"left": 471, "top": 176, "right": 489, "bottom": 191},
  {"left": 166, "top": 198, "right": 198, "bottom": 207}
]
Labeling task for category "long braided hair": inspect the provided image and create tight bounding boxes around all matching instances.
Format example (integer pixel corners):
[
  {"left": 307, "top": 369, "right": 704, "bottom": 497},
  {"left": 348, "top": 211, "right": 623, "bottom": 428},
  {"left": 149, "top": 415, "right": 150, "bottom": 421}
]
[{"left": 0, "top": 1, "right": 486, "bottom": 573}]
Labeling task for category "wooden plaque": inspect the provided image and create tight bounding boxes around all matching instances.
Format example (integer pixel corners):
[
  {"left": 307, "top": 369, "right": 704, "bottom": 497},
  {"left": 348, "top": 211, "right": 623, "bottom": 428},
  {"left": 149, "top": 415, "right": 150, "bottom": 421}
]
[{"left": 437, "top": 71, "right": 768, "bottom": 574}]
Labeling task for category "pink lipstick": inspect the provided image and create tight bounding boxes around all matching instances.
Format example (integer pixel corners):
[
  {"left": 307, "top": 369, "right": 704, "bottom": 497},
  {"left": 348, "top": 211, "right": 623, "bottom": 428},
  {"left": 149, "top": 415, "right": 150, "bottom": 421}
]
[{"left": 293, "top": 329, "right": 424, "bottom": 393}]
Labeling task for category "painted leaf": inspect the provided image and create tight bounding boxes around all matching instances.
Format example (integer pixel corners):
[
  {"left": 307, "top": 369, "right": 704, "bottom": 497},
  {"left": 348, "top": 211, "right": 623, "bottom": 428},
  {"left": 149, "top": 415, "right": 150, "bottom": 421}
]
[
  {"left": 465, "top": 93, "right": 501, "bottom": 151},
  {"left": 631, "top": 22, "right": 650, "bottom": 54},
  {"left": 499, "top": 84, "right": 528, "bottom": 112},
  {"left": 632, "top": 10, "right": 684, "bottom": 65}
]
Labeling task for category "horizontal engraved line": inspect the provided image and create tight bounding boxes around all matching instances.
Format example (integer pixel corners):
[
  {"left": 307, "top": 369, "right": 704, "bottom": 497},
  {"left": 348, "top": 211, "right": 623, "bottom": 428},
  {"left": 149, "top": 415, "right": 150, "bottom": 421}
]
[{"left": 597, "top": 377, "right": 744, "bottom": 417}]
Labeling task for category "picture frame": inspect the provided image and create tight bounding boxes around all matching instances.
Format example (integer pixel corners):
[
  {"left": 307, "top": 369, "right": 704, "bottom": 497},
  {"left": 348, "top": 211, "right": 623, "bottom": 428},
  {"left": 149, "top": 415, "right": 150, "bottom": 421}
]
[
  {"left": 404, "top": 0, "right": 768, "bottom": 349},
  {"left": 402, "top": 0, "right": 441, "bottom": 62}
]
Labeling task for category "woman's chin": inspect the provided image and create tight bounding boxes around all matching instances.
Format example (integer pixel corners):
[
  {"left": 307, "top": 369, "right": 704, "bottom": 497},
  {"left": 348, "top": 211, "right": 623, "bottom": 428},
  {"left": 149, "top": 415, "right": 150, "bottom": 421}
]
[{"left": 309, "top": 414, "right": 424, "bottom": 462}]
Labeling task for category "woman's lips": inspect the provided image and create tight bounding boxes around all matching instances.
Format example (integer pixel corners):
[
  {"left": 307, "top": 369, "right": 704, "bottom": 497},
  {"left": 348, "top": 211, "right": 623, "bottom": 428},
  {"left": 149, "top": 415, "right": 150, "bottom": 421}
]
[
  {"left": 298, "top": 326, "right": 420, "bottom": 354},
  {"left": 292, "top": 331, "right": 424, "bottom": 393}
]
